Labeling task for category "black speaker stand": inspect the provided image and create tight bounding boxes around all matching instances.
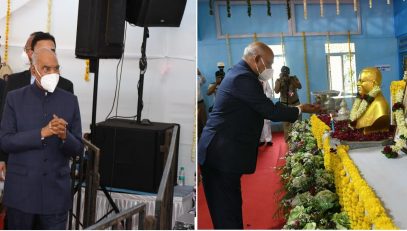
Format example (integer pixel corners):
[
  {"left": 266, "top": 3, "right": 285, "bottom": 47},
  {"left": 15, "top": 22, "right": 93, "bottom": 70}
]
[
  {"left": 88, "top": 58, "right": 121, "bottom": 217},
  {"left": 136, "top": 27, "right": 152, "bottom": 125}
]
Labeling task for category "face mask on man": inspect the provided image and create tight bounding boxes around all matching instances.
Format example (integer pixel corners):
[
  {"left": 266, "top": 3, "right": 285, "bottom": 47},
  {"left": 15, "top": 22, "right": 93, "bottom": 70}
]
[
  {"left": 21, "top": 51, "right": 30, "bottom": 65},
  {"left": 255, "top": 57, "right": 274, "bottom": 82},
  {"left": 34, "top": 66, "right": 60, "bottom": 93}
]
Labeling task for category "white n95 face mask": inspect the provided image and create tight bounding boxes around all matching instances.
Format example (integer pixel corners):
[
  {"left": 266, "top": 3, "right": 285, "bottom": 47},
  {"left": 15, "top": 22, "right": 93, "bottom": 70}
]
[
  {"left": 259, "top": 68, "right": 273, "bottom": 82},
  {"left": 21, "top": 51, "right": 30, "bottom": 65},
  {"left": 255, "top": 57, "right": 274, "bottom": 82},
  {"left": 34, "top": 66, "right": 60, "bottom": 93},
  {"left": 40, "top": 73, "right": 60, "bottom": 93}
]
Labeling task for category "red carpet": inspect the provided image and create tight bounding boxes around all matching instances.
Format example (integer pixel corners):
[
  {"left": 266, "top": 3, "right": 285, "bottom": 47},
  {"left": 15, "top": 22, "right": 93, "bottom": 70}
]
[{"left": 198, "top": 132, "right": 287, "bottom": 229}]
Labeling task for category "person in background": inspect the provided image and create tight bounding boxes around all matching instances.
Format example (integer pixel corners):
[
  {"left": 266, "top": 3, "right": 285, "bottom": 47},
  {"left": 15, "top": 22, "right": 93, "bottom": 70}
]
[
  {"left": 0, "top": 48, "right": 83, "bottom": 229},
  {"left": 259, "top": 80, "right": 273, "bottom": 146},
  {"left": 197, "top": 68, "right": 207, "bottom": 139},
  {"left": 274, "top": 66, "right": 302, "bottom": 141},
  {"left": 207, "top": 62, "right": 225, "bottom": 112},
  {"left": 0, "top": 32, "right": 75, "bottom": 178},
  {"left": 198, "top": 42, "right": 320, "bottom": 229}
]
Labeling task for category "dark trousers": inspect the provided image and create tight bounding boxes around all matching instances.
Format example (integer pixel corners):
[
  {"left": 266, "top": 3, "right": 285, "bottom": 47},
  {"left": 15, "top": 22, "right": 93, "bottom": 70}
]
[
  {"left": 6, "top": 207, "right": 68, "bottom": 230},
  {"left": 201, "top": 165, "right": 243, "bottom": 229}
]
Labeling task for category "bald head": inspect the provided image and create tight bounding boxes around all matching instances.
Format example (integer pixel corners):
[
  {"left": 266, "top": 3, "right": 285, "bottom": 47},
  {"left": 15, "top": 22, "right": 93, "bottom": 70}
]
[
  {"left": 242, "top": 42, "right": 274, "bottom": 75},
  {"left": 243, "top": 42, "right": 273, "bottom": 58},
  {"left": 31, "top": 47, "right": 60, "bottom": 83},
  {"left": 32, "top": 47, "right": 57, "bottom": 66}
]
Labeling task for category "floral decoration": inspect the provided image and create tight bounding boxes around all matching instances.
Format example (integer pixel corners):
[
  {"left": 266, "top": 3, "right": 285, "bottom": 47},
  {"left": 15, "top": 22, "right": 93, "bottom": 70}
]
[
  {"left": 311, "top": 116, "right": 398, "bottom": 229},
  {"left": 349, "top": 85, "right": 381, "bottom": 122},
  {"left": 280, "top": 119, "right": 350, "bottom": 229},
  {"left": 382, "top": 80, "right": 407, "bottom": 158},
  {"left": 209, "top": 0, "right": 214, "bottom": 15},
  {"left": 266, "top": 0, "right": 271, "bottom": 16},
  {"left": 247, "top": 0, "right": 252, "bottom": 17}
]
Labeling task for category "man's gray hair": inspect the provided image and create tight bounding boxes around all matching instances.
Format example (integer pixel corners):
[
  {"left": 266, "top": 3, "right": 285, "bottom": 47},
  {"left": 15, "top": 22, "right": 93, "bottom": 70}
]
[
  {"left": 32, "top": 47, "right": 57, "bottom": 65},
  {"left": 242, "top": 42, "right": 273, "bottom": 59},
  {"left": 243, "top": 44, "right": 259, "bottom": 57}
]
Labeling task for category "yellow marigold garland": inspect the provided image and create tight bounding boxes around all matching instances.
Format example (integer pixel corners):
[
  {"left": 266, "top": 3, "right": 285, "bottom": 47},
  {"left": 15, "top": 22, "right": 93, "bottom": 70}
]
[
  {"left": 46, "top": 0, "right": 53, "bottom": 32},
  {"left": 310, "top": 115, "right": 398, "bottom": 230},
  {"left": 84, "top": 59, "right": 90, "bottom": 81},
  {"left": 390, "top": 80, "right": 406, "bottom": 106},
  {"left": 3, "top": 0, "right": 11, "bottom": 63}
]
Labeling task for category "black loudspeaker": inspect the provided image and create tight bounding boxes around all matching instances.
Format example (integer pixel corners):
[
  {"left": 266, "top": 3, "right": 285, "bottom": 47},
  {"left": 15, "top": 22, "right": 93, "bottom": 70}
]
[
  {"left": 126, "top": 0, "right": 187, "bottom": 27},
  {"left": 94, "top": 119, "right": 178, "bottom": 193},
  {"left": 75, "top": 0, "right": 126, "bottom": 59}
]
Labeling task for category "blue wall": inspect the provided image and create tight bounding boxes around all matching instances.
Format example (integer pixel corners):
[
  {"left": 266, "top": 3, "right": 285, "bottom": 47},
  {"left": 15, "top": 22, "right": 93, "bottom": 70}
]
[
  {"left": 394, "top": 1, "right": 407, "bottom": 76},
  {"left": 198, "top": 0, "right": 399, "bottom": 109},
  {"left": 394, "top": 1, "right": 407, "bottom": 37}
]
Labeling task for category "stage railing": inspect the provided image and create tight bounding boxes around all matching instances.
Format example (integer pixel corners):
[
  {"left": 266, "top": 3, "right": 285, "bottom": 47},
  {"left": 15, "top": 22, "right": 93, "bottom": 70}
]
[
  {"left": 69, "top": 138, "right": 101, "bottom": 229},
  {"left": 155, "top": 124, "right": 180, "bottom": 229},
  {"left": 85, "top": 203, "right": 146, "bottom": 230}
]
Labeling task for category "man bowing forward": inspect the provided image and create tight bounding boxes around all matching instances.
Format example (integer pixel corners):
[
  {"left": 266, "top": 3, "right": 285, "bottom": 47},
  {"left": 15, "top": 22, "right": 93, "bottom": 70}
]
[{"left": 198, "top": 42, "right": 319, "bottom": 229}]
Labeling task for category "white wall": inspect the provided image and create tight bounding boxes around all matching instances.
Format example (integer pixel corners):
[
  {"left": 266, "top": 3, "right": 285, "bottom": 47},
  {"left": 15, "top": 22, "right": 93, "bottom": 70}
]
[{"left": 0, "top": 0, "right": 197, "bottom": 186}]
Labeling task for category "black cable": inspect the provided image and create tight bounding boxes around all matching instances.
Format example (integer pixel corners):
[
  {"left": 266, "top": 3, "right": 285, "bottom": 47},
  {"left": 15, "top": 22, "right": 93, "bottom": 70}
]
[
  {"left": 115, "top": 23, "right": 127, "bottom": 117},
  {"left": 105, "top": 54, "right": 123, "bottom": 120},
  {"left": 105, "top": 24, "right": 127, "bottom": 120}
]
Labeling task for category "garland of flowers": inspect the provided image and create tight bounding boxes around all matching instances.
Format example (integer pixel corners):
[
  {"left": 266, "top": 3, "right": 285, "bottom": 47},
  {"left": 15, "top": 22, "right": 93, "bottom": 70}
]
[
  {"left": 336, "top": 0, "right": 340, "bottom": 15},
  {"left": 266, "top": 0, "right": 271, "bottom": 16},
  {"left": 209, "top": 0, "right": 214, "bottom": 15},
  {"left": 281, "top": 32, "right": 286, "bottom": 66},
  {"left": 225, "top": 33, "right": 232, "bottom": 68},
  {"left": 303, "top": 0, "right": 308, "bottom": 19},
  {"left": 327, "top": 32, "right": 332, "bottom": 89},
  {"left": 84, "top": 59, "right": 90, "bottom": 81},
  {"left": 226, "top": 0, "right": 231, "bottom": 17},
  {"left": 247, "top": 0, "right": 252, "bottom": 17},
  {"left": 382, "top": 81, "right": 407, "bottom": 158},
  {"left": 3, "top": 0, "right": 11, "bottom": 63},
  {"left": 320, "top": 0, "right": 324, "bottom": 17},
  {"left": 302, "top": 32, "right": 311, "bottom": 103},
  {"left": 311, "top": 116, "right": 398, "bottom": 229},
  {"left": 347, "top": 31, "right": 354, "bottom": 95},
  {"left": 390, "top": 80, "right": 406, "bottom": 106},
  {"left": 46, "top": 0, "right": 53, "bottom": 32},
  {"left": 311, "top": 114, "right": 330, "bottom": 150},
  {"left": 286, "top": 0, "right": 291, "bottom": 19},
  {"left": 349, "top": 86, "right": 381, "bottom": 122}
]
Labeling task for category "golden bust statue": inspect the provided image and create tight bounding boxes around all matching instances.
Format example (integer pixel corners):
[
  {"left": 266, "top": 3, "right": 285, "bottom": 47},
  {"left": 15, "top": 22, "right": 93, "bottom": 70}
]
[{"left": 350, "top": 67, "right": 390, "bottom": 134}]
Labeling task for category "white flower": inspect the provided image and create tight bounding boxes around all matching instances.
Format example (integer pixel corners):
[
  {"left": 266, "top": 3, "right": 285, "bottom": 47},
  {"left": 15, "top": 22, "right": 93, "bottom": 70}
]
[
  {"left": 350, "top": 86, "right": 381, "bottom": 122},
  {"left": 390, "top": 87, "right": 407, "bottom": 154}
]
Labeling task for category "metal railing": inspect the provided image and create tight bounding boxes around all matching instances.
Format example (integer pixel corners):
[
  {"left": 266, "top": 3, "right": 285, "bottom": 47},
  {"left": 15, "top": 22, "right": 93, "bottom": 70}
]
[
  {"left": 155, "top": 124, "right": 180, "bottom": 229},
  {"left": 85, "top": 203, "right": 146, "bottom": 230},
  {"left": 69, "top": 138, "right": 101, "bottom": 229}
]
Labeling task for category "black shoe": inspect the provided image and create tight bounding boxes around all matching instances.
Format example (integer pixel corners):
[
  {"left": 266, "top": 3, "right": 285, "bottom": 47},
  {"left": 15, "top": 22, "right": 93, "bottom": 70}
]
[
  {"left": 267, "top": 142, "right": 273, "bottom": 146},
  {"left": 258, "top": 142, "right": 265, "bottom": 146}
]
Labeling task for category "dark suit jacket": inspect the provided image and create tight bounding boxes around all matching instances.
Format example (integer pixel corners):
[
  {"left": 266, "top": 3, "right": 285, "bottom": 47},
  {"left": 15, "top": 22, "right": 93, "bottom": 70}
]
[
  {"left": 0, "top": 70, "right": 74, "bottom": 161},
  {"left": 0, "top": 84, "right": 83, "bottom": 214},
  {"left": 198, "top": 60, "right": 299, "bottom": 174}
]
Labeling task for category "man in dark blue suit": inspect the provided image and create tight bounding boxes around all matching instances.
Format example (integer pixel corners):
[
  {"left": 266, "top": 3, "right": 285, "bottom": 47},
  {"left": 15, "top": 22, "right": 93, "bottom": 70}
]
[
  {"left": 198, "top": 42, "right": 320, "bottom": 229},
  {"left": 0, "top": 48, "right": 83, "bottom": 229},
  {"left": 0, "top": 32, "right": 74, "bottom": 177}
]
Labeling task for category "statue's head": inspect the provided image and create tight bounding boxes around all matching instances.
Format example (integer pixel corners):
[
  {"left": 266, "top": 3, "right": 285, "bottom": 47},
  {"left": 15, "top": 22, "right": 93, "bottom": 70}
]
[{"left": 357, "top": 67, "right": 382, "bottom": 95}]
